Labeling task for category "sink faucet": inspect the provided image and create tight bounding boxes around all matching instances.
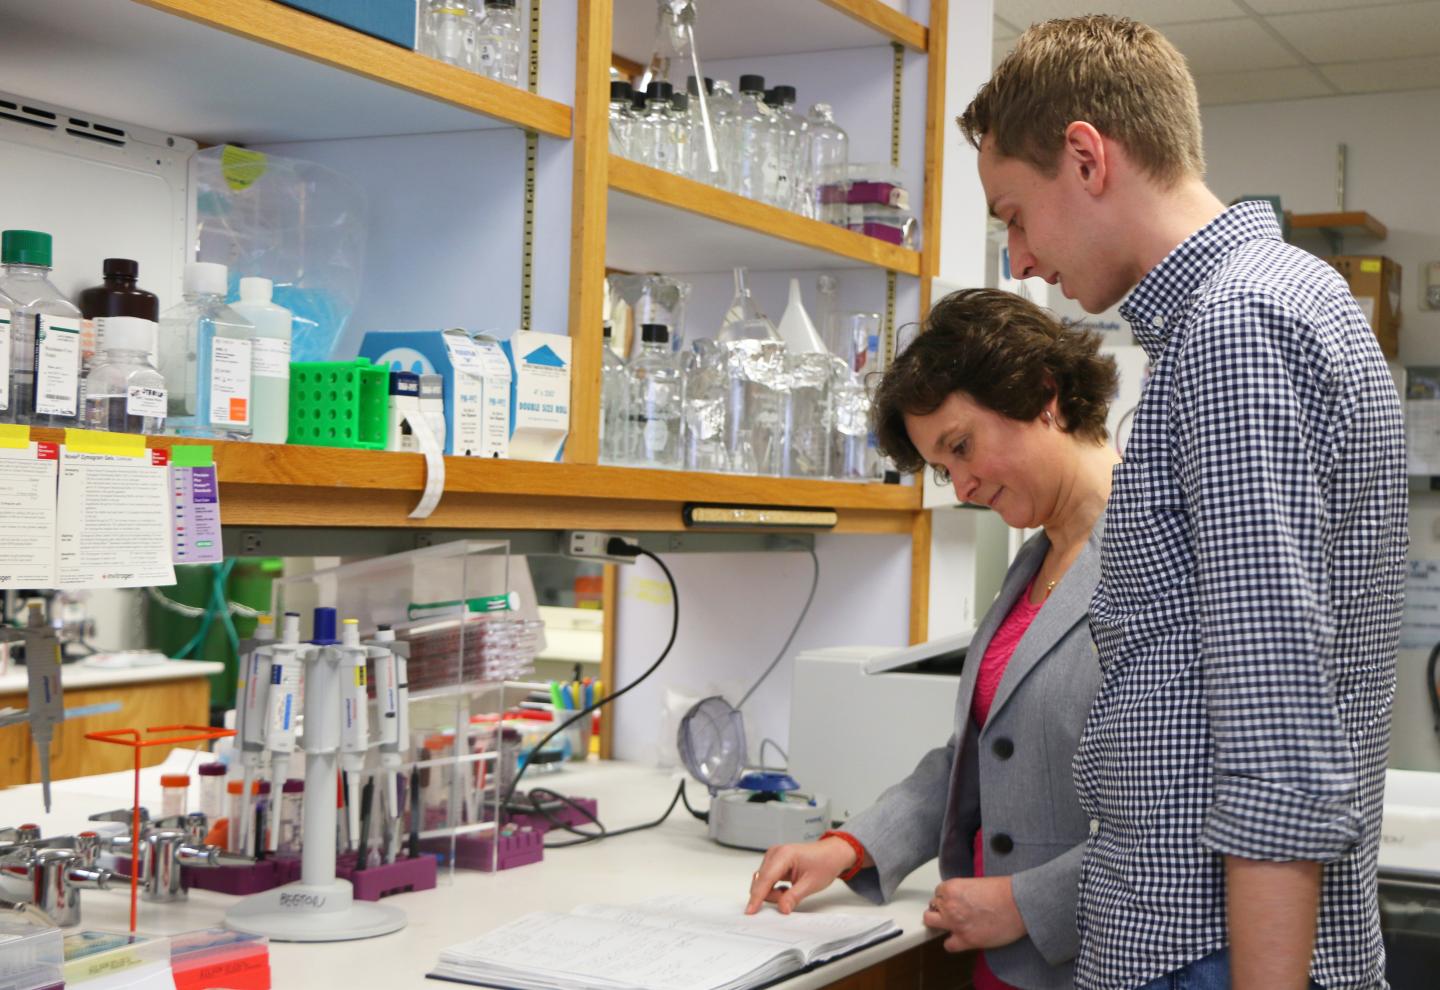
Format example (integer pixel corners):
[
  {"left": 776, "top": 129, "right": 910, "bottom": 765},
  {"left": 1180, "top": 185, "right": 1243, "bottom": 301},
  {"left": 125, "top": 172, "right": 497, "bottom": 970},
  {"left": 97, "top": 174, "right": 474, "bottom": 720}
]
[
  {"left": 90, "top": 809, "right": 249, "bottom": 903},
  {"left": 0, "top": 826, "right": 120, "bottom": 926}
]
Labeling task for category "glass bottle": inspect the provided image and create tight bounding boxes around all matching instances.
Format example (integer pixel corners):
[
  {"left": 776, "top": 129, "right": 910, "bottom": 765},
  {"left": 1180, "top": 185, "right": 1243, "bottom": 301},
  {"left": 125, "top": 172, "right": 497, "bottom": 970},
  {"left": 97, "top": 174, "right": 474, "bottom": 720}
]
[
  {"left": 230, "top": 277, "right": 292, "bottom": 445},
  {"left": 599, "top": 323, "right": 631, "bottom": 465},
  {"left": 609, "top": 80, "right": 636, "bottom": 157},
  {"left": 628, "top": 323, "right": 682, "bottom": 470},
  {"left": 477, "top": 0, "right": 522, "bottom": 86},
  {"left": 159, "top": 261, "right": 255, "bottom": 439},
  {"left": 764, "top": 86, "right": 807, "bottom": 212},
  {"left": 419, "top": 0, "right": 478, "bottom": 71},
  {"left": 704, "top": 80, "right": 737, "bottom": 188},
  {"left": 808, "top": 104, "right": 850, "bottom": 225},
  {"left": 669, "top": 92, "right": 692, "bottom": 178},
  {"left": 77, "top": 258, "right": 159, "bottom": 387},
  {"left": 634, "top": 81, "right": 679, "bottom": 173},
  {"left": 0, "top": 230, "right": 83, "bottom": 427},
  {"left": 725, "top": 75, "right": 772, "bottom": 201},
  {"left": 685, "top": 76, "right": 723, "bottom": 183},
  {"left": 83, "top": 316, "right": 167, "bottom": 435}
]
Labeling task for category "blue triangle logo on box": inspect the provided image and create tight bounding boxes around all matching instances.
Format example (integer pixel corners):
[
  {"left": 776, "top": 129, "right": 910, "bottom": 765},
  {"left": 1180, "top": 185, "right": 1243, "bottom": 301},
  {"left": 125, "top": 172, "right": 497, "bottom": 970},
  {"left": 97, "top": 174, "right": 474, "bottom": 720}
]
[{"left": 523, "top": 344, "right": 567, "bottom": 368}]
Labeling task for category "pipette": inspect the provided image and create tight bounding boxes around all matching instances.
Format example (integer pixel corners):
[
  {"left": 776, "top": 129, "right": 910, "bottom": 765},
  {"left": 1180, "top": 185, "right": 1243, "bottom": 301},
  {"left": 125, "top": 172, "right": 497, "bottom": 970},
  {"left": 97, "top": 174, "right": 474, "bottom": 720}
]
[
  {"left": 363, "top": 628, "right": 403, "bottom": 844},
  {"left": 23, "top": 603, "right": 64, "bottom": 813},
  {"left": 373, "top": 625, "right": 410, "bottom": 864},
  {"left": 264, "top": 613, "right": 305, "bottom": 852},
  {"left": 235, "top": 614, "right": 276, "bottom": 854},
  {"left": 337, "top": 619, "right": 371, "bottom": 851}
]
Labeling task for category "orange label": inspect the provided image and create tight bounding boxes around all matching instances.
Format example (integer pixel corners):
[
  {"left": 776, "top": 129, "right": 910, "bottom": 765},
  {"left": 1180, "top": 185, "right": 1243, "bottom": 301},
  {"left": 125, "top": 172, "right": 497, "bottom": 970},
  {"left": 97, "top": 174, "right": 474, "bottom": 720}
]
[{"left": 230, "top": 397, "right": 248, "bottom": 420}]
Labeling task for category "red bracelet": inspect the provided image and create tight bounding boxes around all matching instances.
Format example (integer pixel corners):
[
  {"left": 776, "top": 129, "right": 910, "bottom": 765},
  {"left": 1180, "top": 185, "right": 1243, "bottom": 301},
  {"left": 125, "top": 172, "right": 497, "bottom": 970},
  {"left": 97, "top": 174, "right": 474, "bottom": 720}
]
[{"left": 820, "top": 830, "right": 867, "bottom": 881}]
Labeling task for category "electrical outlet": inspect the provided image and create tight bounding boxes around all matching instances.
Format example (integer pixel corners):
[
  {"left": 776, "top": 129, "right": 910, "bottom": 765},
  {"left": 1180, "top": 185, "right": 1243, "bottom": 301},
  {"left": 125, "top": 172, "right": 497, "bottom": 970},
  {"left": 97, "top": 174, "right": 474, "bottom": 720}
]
[{"left": 563, "top": 531, "right": 641, "bottom": 563}]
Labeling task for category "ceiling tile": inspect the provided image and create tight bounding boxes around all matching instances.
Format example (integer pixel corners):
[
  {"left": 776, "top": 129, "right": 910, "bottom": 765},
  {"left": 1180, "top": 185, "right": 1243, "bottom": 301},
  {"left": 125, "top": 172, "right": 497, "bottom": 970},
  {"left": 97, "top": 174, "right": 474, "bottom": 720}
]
[
  {"left": 994, "top": 0, "right": 1245, "bottom": 29},
  {"left": 1193, "top": 66, "right": 1333, "bottom": 105},
  {"left": 1266, "top": 4, "right": 1440, "bottom": 63},
  {"left": 1159, "top": 18, "right": 1302, "bottom": 73},
  {"left": 1320, "top": 54, "right": 1440, "bottom": 93},
  {"left": 1246, "top": 0, "right": 1427, "bottom": 13}
]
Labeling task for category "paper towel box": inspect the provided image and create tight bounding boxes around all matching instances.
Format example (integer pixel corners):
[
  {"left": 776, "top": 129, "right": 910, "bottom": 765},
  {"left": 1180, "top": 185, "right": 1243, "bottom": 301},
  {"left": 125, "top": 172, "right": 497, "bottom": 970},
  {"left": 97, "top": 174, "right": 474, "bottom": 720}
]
[
  {"left": 358, "top": 329, "right": 511, "bottom": 457},
  {"left": 501, "top": 331, "right": 571, "bottom": 462}
]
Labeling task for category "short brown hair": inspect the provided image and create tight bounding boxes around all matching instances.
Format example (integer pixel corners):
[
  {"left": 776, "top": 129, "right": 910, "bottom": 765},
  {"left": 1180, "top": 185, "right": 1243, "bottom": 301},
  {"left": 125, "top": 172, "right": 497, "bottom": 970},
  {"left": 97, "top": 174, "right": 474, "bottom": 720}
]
[
  {"left": 958, "top": 15, "right": 1204, "bottom": 185},
  {"left": 873, "top": 289, "right": 1117, "bottom": 474}
]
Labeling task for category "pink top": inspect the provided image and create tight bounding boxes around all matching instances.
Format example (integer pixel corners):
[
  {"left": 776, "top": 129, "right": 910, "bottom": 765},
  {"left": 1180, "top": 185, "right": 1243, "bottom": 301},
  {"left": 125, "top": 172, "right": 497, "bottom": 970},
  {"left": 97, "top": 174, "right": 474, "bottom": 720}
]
[{"left": 970, "top": 579, "right": 1044, "bottom": 990}]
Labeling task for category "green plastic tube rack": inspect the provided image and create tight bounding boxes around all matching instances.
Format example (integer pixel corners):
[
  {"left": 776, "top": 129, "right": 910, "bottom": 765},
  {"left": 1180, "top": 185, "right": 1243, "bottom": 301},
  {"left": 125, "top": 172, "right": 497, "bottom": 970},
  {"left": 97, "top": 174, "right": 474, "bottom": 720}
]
[{"left": 288, "top": 358, "right": 389, "bottom": 450}]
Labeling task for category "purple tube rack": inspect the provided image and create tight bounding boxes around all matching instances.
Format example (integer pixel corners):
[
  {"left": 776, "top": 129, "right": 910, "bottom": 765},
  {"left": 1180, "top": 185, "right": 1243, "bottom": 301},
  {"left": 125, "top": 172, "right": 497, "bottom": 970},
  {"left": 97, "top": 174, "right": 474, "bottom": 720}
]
[{"left": 334, "top": 852, "right": 438, "bottom": 901}]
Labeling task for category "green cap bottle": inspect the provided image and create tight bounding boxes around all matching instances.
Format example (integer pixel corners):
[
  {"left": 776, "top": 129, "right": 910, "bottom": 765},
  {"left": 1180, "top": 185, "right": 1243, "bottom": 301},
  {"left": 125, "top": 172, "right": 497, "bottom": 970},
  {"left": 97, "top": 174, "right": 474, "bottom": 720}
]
[{"left": 1, "top": 230, "right": 53, "bottom": 267}]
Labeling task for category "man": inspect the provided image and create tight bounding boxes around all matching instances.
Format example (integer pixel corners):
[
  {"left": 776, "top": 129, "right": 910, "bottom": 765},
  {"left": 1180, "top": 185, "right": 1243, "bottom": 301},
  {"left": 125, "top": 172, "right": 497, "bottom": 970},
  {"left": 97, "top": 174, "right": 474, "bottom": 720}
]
[{"left": 959, "top": 15, "right": 1406, "bottom": 990}]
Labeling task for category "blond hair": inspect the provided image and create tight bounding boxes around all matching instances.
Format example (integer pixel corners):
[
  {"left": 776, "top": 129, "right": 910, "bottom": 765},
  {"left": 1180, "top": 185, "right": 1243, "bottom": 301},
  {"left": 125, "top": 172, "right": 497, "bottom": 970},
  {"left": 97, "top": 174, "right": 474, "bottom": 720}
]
[{"left": 959, "top": 15, "right": 1204, "bottom": 184}]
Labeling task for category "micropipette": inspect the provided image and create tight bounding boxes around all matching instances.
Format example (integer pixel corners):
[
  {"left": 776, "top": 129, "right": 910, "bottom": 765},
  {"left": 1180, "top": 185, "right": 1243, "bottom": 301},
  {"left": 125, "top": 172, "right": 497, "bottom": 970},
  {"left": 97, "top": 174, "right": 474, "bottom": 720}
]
[
  {"left": 337, "top": 619, "right": 371, "bottom": 850},
  {"left": 23, "top": 603, "right": 63, "bottom": 813},
  {"left": 235, "top": 614, "right": 276, "bottom": 854},
  {"left": 363, "top": 628, "right": 403, "bottom": 847},
  {"left": 264, "top": 613, "right": 305, "bottom": 852}
]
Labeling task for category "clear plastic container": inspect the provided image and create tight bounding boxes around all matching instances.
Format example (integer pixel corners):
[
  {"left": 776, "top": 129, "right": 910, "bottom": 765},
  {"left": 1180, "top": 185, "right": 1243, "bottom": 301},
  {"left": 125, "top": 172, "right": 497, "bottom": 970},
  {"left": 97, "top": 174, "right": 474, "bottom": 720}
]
[
  {"left": 628, "top": 324, "right": 682, "bottom": 470},
  {"left": 0, "top": 230, "right": 83, "bottom": 427},
  {"left": 82, "top": 316, "right": 166, "bottom": 435},
  {"left": 161, "top": 773, "right": 190, "bottom": 819},
  {"left": 476, "top": 0, "right": 522, "bottom": 85},
  {"left": 0, "top": 915, "right": 63, "bottom": 990},
  {"left": 159, "top": 261, "right": 256, "bottom": 439},
  {"left": 599, "top": 324, "right": 630, "bottom": 465},
  {"left": 419, "top": 0, "right": 478, "bottom": 70},
  {"left": 230, "top": 277, "right": 291, "bottom": 445},
  {"left": 197, "top": 762, "right": 227, "bottom": 823}
]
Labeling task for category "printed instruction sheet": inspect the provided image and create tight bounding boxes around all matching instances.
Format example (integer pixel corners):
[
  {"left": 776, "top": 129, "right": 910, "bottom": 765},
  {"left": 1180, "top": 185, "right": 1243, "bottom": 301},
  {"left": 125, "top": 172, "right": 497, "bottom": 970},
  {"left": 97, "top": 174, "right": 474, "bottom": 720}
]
[
  {"left": 0, "top": 437, "right": 60, "bottom": 588},
  {"left": 56, "top": 437, "right": 176, "bottom": 588}
]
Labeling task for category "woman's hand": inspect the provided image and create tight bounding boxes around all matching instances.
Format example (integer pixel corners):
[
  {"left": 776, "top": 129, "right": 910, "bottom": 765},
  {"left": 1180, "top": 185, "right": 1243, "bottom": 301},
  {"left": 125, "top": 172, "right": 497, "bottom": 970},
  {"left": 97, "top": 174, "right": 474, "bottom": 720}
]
[
  {"left": 745, "top": 836, "right": 861, "bottom": 915},
  {"left": 922, "top": 876, "right": 1027, "bottom": 952}
]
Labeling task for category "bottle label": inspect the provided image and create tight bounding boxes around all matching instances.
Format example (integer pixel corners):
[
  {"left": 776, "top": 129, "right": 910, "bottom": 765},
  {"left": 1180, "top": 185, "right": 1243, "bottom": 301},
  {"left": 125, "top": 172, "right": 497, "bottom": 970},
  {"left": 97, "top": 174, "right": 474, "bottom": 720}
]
[
  {"left": 34, "top": 315, "right": 82, "bottom": 417},
  {"left": 0, "top": 307, "right": 9, "bottom": 412},
  {"left": 478, "top": 41, "right": 496, "bottom": 66},
  {"left": 126, "top": 384, "right": 168, "bottom": 419},
  {"left": 252, "top": 337, "right": 291, "bottom": 379},
  {"left": 80, "top": 317, "right": 102, "bottom": 367},
  {"left": 210, "top": 337, "right": 253, "bottom": 427}
]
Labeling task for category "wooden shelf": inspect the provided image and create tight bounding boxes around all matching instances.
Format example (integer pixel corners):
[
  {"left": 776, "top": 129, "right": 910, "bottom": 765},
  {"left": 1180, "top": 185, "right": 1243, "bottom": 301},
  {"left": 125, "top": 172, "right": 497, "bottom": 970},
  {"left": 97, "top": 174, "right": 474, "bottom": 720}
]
[
  {"left": 0, "top": 0, "right": 570, "bottom": 144},
  {"left": 29, "top": 432, "right": 920, "bottom": 534},
  {"left": 612, "top": 0, "right": 926, "bottom": 64},
  {"left": 1288, "top": 211, "right": 1388, "bottom": 240},
  {"left": 608, "top": 156, "right": 922, "bottom": 274}
]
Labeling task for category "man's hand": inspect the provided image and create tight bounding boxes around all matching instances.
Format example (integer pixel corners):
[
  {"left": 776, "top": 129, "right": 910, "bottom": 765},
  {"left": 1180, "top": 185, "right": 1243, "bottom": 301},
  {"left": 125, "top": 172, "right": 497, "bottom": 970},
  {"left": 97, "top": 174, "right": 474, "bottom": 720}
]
[
  {"left": 922, "top": 876, "right": 1027, "bottom": 953},
  {"left": 1227, "top": 856, "right": 1321, "bottom": 990},
  {"left": 745, "top": 836, "right": 861, "bottom": 915}
]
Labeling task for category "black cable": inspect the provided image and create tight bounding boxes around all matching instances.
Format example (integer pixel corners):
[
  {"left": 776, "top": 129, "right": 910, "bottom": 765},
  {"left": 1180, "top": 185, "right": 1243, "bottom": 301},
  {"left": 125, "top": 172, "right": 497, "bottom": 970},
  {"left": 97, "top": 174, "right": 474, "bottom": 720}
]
[
  {"left": 679, "top": 781, "right": 709, "bottom": 823},
  {"left": 535, "top": 781, "right": 688, "bottom": 848},
  {"left": 500, "top": 545, "right": 680, "bottom": 810},
  {"left": 736, "top": 547, "right": 820, "bottom": 710}
]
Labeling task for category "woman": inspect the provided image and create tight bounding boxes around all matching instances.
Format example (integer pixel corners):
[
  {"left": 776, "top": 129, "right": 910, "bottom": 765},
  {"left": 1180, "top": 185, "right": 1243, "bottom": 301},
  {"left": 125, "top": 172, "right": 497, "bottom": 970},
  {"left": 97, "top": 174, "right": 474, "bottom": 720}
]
[{"left": 745, "top": 289, "right": 1120, "bottom": 990}]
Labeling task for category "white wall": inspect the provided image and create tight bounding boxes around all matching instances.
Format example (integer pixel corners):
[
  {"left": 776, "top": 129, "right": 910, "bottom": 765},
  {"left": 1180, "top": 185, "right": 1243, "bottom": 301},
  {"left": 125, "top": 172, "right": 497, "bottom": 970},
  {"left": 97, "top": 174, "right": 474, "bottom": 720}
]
[
  {"left": 1202, "top": 87, "right": 1440, "bottom": 771},
  {"left": 610, "top": 534, "right": 912, "bottom": 766}
]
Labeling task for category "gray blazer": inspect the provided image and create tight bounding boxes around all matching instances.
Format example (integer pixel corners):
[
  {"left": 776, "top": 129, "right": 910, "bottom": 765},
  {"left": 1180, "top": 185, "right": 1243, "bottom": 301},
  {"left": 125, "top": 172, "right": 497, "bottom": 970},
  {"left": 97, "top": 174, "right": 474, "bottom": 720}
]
[{"left": 842, "top": 521, "right": 1104, "bottom": 990}]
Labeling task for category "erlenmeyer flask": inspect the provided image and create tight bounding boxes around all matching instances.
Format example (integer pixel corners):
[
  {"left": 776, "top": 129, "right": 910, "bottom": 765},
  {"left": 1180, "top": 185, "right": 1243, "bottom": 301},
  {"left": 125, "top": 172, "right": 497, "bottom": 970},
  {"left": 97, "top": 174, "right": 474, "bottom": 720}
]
[
  {"left": 640, "top": 0, "right": 720, "bottom": 177},
  {"left": 717, "top": 267, "right": 778, "bottom": 342}
]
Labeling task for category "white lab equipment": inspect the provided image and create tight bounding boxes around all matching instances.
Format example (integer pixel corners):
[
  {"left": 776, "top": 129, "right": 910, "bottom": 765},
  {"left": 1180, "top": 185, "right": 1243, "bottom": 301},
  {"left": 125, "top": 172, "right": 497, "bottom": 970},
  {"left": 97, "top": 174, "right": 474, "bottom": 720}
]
[
  {"left": 225, "top": 609, "right": 405, "bottom": 942},
  {"left": 365, "top": 627, "right": 404, "bottom": 836},
  {"left": 263, "top": 613, "right": 304, "bottom": 852},
  {"left": 235, "top": 613, "right": 276, "bottom": 854},
  {"left": 337, "top": 619, "right": 371, "bottom": 851},
  {"left": 23, "top": 602, "right": 63, "bottom": 812},
  {"left": 775, "top": 278, "right": 825, "bottom": 355},
  {"left": 787, "top": 634, "right": 972, "bottom": 823}
]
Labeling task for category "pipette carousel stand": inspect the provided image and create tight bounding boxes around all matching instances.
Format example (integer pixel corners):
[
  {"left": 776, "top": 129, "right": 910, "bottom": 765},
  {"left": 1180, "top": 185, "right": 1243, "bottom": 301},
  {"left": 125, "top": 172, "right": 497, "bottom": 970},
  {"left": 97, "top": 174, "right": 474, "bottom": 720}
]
[{"left": 225, "top": 620, "right": 406, "bottom": 941}]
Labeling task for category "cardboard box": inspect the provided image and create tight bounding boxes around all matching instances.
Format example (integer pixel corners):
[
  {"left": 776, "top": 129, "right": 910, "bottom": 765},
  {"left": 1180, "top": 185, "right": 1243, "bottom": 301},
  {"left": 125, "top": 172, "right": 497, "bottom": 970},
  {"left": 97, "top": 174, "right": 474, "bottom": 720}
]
[
  {"left": 1325, "top": 255, "right": 1402, "bottom": 358},
  {"left": 501, "top": 331, "right": 571, "bottom": 462},
  {"left": 358, "top": 329, "right": 510, "bottom": 457},
  {"left": 276, "top": 1, "right": 416, "bottom": 49}
]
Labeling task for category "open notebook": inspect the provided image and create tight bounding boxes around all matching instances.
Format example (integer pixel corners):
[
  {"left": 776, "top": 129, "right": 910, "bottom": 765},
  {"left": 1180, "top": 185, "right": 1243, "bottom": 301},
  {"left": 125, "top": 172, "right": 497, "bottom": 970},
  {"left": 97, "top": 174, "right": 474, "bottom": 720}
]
[{"left": 427, "top": 893, "right": 902, "bottom": 990}]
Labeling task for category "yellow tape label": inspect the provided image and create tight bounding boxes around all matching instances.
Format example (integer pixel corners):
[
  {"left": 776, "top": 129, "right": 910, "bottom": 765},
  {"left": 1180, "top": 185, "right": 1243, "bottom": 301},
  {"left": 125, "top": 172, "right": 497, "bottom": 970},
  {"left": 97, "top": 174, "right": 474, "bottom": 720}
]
[
  {"left": 0, "top": 423, "right": 29, "bottom": 448},
  {"left": 1361, "top": 259, "right": 1382, "bottom": 273}
]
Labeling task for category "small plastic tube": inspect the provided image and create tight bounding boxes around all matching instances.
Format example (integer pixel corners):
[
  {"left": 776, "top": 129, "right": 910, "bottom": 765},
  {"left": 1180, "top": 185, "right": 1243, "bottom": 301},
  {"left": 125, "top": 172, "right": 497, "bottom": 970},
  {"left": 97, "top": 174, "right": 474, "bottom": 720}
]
[
  {"left": 198, "top": 762, "right": 227, "bottom": 822},
  {"left": 161, "top": 774, "right": 191, "bottom": 819}
]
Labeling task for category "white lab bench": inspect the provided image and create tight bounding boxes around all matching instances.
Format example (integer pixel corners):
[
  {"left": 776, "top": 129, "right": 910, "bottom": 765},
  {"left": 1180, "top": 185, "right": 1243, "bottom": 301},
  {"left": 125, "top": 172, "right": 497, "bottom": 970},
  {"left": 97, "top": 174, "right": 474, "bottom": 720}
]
[
  {"left": 0, "top": 658, "right": 224, "bottom": 787},
  {"left": 0, "top": 756, "right": 961, "bottom": 989}
]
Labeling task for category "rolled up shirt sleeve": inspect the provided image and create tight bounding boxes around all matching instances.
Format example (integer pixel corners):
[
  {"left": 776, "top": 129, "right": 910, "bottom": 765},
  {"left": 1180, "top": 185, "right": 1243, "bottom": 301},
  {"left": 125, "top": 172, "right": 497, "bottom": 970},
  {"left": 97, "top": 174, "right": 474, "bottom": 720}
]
[{"left": 1172, "top": 292, "right": 1361, "bottom": 863}]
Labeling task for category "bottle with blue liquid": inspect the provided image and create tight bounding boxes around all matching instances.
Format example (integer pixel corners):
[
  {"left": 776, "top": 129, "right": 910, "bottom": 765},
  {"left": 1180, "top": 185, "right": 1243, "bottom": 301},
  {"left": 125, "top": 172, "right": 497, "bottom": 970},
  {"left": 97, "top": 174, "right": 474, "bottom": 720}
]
[{"left": 158, "top": 262, "right": 255, "bottom": 439}]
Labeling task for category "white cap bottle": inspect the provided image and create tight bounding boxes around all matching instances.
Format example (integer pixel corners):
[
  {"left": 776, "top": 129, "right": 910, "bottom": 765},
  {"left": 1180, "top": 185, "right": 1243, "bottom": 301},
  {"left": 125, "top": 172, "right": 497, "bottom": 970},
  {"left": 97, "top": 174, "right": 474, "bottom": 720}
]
[{"left": 231, "top": 277, "right": 292, "bottom": 444}]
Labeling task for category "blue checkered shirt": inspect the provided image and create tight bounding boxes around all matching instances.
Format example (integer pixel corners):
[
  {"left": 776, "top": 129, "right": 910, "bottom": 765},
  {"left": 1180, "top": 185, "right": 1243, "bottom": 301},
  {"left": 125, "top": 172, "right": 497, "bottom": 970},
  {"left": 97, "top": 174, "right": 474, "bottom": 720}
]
[{"left": 1074, "top": 201, "right": 1407, "bottom": 989}]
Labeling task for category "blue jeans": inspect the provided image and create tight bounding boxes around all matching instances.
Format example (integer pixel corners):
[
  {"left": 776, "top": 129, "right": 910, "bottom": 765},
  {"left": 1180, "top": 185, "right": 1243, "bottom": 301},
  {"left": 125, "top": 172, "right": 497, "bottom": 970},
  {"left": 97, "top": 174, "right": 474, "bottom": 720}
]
[{"left": 1138, "top": 949, "right": 1325, "bottom": 989}]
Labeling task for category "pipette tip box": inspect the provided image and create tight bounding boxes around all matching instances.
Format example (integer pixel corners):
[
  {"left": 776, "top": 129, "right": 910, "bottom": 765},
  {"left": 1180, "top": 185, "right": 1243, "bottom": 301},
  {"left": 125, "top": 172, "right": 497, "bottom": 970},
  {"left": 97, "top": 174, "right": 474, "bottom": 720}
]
[
  {"left": 169, "top": 928, "right": 270, "bottom": 990},
  {"left": 0, "top": 917, "right": 63, "bottom": 990}
]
